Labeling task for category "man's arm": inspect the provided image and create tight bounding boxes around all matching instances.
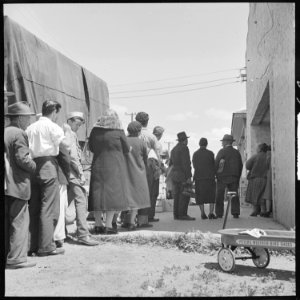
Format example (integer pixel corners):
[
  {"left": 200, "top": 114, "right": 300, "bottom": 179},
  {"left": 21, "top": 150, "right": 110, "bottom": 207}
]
[{"left": 14, "top": 132, "right": 36, "bottom": 174}]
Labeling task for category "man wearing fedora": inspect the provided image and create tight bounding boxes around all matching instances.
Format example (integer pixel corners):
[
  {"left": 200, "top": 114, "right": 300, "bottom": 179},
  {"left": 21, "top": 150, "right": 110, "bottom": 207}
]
[
  {"left": 5, "top": 101, "right": 37, "bottom": 269},
  {"left": 64, "top": 111, "right": 99, "bottom": 246},
  {"left": 169, "top": 131, "right": 195, "bottom": 221},
  {"left": 215, "top": 134, "right": 243, "bottom": 219}
]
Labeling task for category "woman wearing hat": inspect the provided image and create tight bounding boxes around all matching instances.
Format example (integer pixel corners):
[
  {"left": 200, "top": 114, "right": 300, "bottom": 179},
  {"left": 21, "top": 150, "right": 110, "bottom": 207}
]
[
  {"left": 121, "top": 121, "right": 151, "bottom": 230},
  {"left": 5, "top": 102, "right": 37, "bottom": 268},
  {"left": 88, "top": 109, "right": 131, "bottom": 234}
]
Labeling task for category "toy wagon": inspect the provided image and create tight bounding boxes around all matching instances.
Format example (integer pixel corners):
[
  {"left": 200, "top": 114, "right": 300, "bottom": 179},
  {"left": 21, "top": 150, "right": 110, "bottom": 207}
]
[
  {"left": 217, "top": 228, "right": 295, "bottom": 272},
  {"left": 217, "top": 191, "right": 295, "bottom": 272}
]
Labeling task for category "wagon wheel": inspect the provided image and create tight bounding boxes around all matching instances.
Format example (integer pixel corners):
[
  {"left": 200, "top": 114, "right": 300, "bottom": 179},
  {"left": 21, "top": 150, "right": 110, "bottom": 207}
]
[
  {"left": 251, "top": 248, "right": 270, "bottom": 268},
  {"left": 218, "top": 248, "right": 235, "bottom": 272}
]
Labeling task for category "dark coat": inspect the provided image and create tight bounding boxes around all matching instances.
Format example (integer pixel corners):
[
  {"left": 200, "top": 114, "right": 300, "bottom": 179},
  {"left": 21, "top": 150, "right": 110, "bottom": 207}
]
[
  {"left": 88, "top": 128, "right": 130, "bottom": 211},
  {"left": 192, "top": 147, "right": 215, "bottom": 180},
  {"left": 169, "top": 142, "right": 192, "bottom": 183},
  {"left": 246, "top": 151, "right": 268, "bottom": 179},
  {"left": 4, "top": 125, "right": 36, "bottom": 201},
  {"left": 215, "top": 145, "right": 243, "bottom": 180},
  {"left": 125, "top": 136, "right": 150, "bottom": 209},
  {"left": 57, "top": 147, "right": 71, "bottom": 185}
]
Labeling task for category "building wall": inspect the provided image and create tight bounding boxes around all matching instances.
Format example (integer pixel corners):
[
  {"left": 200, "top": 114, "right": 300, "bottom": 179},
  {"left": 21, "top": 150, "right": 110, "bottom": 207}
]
[{"left": 246, "top": 3, "right": 295, "bottom": 228}]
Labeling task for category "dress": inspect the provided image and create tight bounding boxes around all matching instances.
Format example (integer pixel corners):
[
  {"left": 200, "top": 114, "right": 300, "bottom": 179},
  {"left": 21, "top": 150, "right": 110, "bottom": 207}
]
[
  {"left": 125, "top": 136, "right": 150, "bottom": 209},
  {"left": 245, "top": 151, "right": 268, "bottom": 206},
  {"left": 192, "top": 147, "right": 216, "bottom": 204},
  {"left": 88, "top": 127, "right": 130, "bottom": 211}
]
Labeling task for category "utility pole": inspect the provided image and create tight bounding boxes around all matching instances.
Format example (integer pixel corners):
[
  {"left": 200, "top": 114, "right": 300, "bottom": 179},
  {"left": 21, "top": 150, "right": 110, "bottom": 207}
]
[
  {"left": 125, "top": 112, "right": 136, "bottom": 122},
  {"left": 164, "top": 141, "right": 174, "bottom": 155}
]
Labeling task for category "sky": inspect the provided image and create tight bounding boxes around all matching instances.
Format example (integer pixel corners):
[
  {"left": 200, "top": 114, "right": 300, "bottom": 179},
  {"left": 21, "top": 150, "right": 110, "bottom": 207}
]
[{"left": 4, "top": 3, "right": 249, "bottom": 157}]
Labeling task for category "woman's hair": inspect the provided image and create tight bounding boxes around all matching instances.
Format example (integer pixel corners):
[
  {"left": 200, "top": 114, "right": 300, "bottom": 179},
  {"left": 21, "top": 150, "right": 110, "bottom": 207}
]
[
  {"left": 258, "top": 143, "right": 268, "bottom": 153},
  {"left": 94, "top": 108, "right": 123, "bottom": 130},
  {"left": 127, "top": 121, "right": 142, "bottom": 137}
]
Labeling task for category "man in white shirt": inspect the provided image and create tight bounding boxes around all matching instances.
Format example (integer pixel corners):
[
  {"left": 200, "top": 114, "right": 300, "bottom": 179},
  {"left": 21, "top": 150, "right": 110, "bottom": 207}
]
[{"left": 26, "top": 100, "right": 70, "bottom": 256}]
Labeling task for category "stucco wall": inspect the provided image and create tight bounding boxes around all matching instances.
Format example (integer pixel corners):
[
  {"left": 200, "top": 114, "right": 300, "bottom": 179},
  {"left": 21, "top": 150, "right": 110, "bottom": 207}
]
[{"left": 246, "top": 3, "right": 295, "bottom": 228}]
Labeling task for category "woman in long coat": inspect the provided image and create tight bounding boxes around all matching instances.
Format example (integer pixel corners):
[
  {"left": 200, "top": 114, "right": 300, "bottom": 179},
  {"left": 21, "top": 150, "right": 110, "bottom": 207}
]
[
  {"left": 245, "top": 143, "right": 269, "bottom": 216},
  {"left": 88, "top": 109, "right": 130, "bottom": 234},
  {"left": 122, "top": 121, "right": 150, "bottom": 230}
]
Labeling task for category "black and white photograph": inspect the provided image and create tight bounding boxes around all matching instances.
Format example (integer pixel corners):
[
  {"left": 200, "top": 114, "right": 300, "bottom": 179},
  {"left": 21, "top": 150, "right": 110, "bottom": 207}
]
[{"left": 3, "top": 3, "right": 296, "bottom": 297}]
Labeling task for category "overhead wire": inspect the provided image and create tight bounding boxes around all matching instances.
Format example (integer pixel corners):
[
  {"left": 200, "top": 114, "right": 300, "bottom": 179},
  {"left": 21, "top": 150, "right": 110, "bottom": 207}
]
[
  {"left": 109, "top": 67, "right": 245, "bottom": 87},
  {"left": 110, "top": 76, "right": 240, "bottom": 94},
  {"left": 110, "top": 80, "right": 241, "bottom": 99}
]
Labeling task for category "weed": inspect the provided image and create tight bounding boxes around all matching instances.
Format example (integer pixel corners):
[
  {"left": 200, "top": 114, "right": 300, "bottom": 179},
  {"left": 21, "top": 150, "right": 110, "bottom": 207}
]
[
  {"left": 164, "top": 287, "right": 180, "bottom": 297},
  {"left": 155, "top": 277, "right": 164, "bottom": 289},
  {"left": 140, "top": 280, "right": 149, "bottom": 290}
]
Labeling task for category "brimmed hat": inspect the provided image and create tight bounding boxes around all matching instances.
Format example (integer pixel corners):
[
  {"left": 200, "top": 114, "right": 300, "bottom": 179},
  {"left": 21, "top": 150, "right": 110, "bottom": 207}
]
[
  {"left": 67, "top": 111, "right": 85, "bottom": 123},
  {"left": 177, "top": 131, "right": 190, "bottom": 141},
  {"left": 5, "top": 102, "right": 35, "bottom": 116},
  {"left": 220, "top": 134, "right": 235, "bottom": 142}
]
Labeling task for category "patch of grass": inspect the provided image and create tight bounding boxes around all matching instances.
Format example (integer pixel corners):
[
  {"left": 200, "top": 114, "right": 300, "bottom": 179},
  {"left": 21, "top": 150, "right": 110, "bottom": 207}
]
[{"left": 163, "top": 287, "right": 181, "bottom": 297}]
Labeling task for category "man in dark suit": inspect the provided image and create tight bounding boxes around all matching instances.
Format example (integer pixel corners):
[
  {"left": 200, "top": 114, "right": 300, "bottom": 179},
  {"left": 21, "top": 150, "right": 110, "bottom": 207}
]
[
  {"left": 4, "top": 102, "right": 37, "bottom": 269},
  {"left": 169, "top": 131, "right": 195, "bottom": 220},
  {"left": 215, "top": 134, "right": 243, "bottom": 219}
]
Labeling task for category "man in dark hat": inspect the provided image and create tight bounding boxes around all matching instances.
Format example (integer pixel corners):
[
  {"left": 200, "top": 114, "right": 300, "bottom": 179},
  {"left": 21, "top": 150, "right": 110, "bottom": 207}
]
[
  {"left": 5, "top": 102, "right": 37, "bottom": 269},
  {"left": 168, "top": 131, "right": 195, "bottom": 220},
  {"left": 26, "top": 99, "right": 70, "bottom": 256},
  {"left": 215, "top": 134, "right": 243, "bottom": 219}
]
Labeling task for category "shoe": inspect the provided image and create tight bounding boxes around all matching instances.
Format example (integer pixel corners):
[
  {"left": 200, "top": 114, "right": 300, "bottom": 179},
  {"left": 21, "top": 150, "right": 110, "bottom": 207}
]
[
  {"left": 94, "top": 226, "right": 106, "bottom": 234},
  {"left": 105, "top": 227, "right": 118, "bottom": 234},
  {"left": 137, "top": 223, "right": 153, "bottom": 228},
  {"left": 260, "top": 212, "right": 271, "bottom": 218},
  {"left": 37, "top": 248, "right": 65, "bottom": 257},
  {"left": 250, "top": 212, "right": 258, "bottom": 217},
  {"left": 208, "top": 213, "right": 217, "bottom": 219},
  {"left": 201, "top": 214, "right": 208, "bottom": 220},
  {"left": 121, "top": 223, "right": 130, "bottom": 228},
  {"left": 78, "top": 236, "right": 99, "bottom": 246},
  {"left": 178, "top": 215, "right": 195, "bottom": 221},
  {"left": 127, "top": 224, "right": 137, "bottom": 231},
  {"left": 6, "top": 262, "right": 36, "bottom": 269},
  {"left": 149, "top": 218, "right": 159, "bottom": 222},
  {"left": 112, "top": 222, "right": 118, "bottom": 230},
  {"left": 55, "top": 240, "right": 64, "bottom": 248},
  {"left": 233, "top": 214, "right": 239, "bottom": 219}
]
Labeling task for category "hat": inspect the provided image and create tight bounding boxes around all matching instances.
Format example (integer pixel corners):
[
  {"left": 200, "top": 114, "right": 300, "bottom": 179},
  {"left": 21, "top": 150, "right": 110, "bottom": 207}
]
[
  {"left": 199, "top": 137, "right": 208, "bottom": 147},
  {"left": 220, "top": 134, "right": 235, "bottom": 142},
  {"left": 67, "top": 111, "right": 85, "bottom": 123},
  {"left": 153, "top": 126, "right": 165, "bottom": 136},
  {"left": 135, "top": 112, "right": 149, "bottom": 125},
  {"left": 5, "top": 102, "right": 35, "bottom": 116},
  {"left": 176, "top": 131, "right": 189, "bottom": 141}
]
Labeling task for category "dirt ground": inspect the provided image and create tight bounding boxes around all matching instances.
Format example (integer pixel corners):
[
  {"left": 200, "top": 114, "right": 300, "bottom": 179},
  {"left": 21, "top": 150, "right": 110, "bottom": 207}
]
[{"left": 5, "top": 230, "right": 295, "bottom": 297}]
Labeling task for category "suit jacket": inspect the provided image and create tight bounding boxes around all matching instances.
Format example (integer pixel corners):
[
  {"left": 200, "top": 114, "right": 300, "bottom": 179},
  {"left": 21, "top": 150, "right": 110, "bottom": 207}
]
[
  {"left": 215, "top": 145, "right": 243, "bottom": 180},
  {"left": 169, "top": 142, "right": 192, "bottom": 183},
  {"left": 192, "top": 147, "right": 215, "bottom": 180},
  {"left": 4, "top": 125, "right": 36, "bottom": 200}
]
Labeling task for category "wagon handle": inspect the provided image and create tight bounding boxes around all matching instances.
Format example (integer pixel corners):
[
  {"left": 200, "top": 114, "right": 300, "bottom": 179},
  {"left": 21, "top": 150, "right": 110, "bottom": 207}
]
[{"left": 222, "top": 192, "right": 237, "bottom": 229}]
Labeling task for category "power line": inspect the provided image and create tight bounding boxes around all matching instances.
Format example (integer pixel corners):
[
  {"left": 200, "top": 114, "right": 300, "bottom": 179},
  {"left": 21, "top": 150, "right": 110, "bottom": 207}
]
[
  {"left": 110, "top": 80, "right": 241, "bottom": 99},
  {"left": 109, "top": 67, "right": 244, "bottom": 87},
  {"left": 110, "top": 76, "right": 239, "bottom": 94}
]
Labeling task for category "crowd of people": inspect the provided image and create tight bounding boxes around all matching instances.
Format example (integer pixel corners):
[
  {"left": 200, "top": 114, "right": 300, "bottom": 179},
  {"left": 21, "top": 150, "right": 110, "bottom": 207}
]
[{"left": 4, "top": 94, "right": 272, "bottom": 270}]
